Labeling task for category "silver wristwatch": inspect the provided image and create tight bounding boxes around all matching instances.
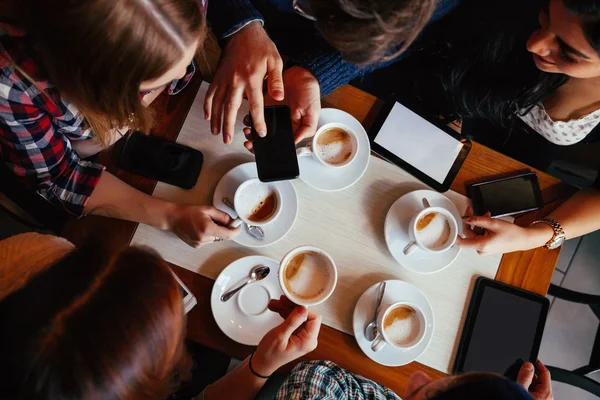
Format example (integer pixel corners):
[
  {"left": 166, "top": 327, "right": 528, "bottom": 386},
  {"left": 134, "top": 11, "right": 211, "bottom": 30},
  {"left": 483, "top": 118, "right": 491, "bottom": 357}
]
[{"left": 530, "top": 218, "right": 566, "bottom": 250}]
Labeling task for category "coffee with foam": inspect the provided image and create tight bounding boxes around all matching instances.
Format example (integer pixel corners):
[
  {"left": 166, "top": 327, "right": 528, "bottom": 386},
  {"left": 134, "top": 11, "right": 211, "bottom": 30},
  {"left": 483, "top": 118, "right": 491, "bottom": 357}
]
[
  {"left": 415, "top": 212, "right": 451, "bottom": 250},
  {"left": 315, "top": 127, "right": 355, "bottom": 166},
  {"left": 283, "top": 251, "right": 332, "bottom": 301},
  {"left": 383, "top": 305, "right": 422, "bottom": 347}
]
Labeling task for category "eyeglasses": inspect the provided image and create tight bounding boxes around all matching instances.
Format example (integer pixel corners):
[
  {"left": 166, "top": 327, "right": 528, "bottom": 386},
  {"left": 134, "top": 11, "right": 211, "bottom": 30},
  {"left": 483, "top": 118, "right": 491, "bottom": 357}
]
[{"left": 293, "top": 0, "right": 316, "bottom": 21}]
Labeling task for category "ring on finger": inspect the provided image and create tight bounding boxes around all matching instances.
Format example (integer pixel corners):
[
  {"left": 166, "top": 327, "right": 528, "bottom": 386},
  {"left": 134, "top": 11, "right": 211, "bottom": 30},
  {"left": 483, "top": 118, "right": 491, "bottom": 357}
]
[{"left": 213, "top": 236, "right": 223, "bottom": 243}]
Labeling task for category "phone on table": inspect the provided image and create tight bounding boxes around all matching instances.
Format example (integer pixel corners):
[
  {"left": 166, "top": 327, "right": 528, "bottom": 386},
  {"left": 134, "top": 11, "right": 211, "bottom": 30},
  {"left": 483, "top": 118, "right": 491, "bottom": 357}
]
[
  {"left": 251, "top": 106, "right": 300, "bottom": 182},
  {"left": 119, "top": 131, "right": 203, "bottom": 189},
  {"left": 467, "top": 171, "right": 543, "bottom": 218},
  {"left": 453, "top": 277, "right": 549, "bottom": 380}
]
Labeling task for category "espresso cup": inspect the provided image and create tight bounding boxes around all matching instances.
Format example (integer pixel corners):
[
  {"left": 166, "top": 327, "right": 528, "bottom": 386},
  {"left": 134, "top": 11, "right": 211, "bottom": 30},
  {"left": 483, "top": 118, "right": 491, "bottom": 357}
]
[
  {"left": 371, "top": 301, "right": 427, "bottom": 353},
  {"left": 278, "top": 245, "right": 338, "bottom": 307},
  {"left": 297, "top": 122, "right": 359, "bottom": 169},
  {"left": 403, "top": 200, "right": 458, "bottom": 256},
  {"left": 232, "top": 178, "right": 282, "bottom": 227}
]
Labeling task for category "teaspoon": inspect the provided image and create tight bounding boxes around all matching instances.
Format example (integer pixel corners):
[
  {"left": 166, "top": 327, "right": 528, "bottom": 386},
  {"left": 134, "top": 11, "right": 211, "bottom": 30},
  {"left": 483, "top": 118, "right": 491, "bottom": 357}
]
[
  {"left": 365, "top": 281, "right": 386, "bottom": 341},
  {"left": 220, "top": 265, "right": 270, "bottom": 302}
]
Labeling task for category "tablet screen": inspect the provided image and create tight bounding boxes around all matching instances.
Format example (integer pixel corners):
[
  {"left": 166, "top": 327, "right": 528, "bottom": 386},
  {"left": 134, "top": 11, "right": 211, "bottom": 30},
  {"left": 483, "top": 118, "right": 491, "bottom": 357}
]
[
  {"left": 374, "top": 102, "right": 464, "bottom": 184},
  {"left": 461, "top": 285, "right": 545, "bottom": 374}
]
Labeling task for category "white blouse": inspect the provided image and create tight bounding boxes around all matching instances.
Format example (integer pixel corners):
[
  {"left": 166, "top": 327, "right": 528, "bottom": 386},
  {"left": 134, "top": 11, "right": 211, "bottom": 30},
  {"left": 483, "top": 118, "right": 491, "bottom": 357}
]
[{"left": 518, "top": 104, "right": 600, "bottom": 145}]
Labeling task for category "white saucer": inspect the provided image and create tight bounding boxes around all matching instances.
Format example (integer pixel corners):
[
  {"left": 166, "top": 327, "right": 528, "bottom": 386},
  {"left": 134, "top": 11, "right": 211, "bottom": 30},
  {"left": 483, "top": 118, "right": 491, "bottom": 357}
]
[
  {"left": 352, "top": 280, "right": 435, "bottom": 367},
  {"left": 211, "top": 256, "right": 285, "bottom": 346},
  {"left": 384, "top": 190, "right": 463, "bottom": 274},
  {"left": 298, "top": 108, "right": 370, "bottom": 191},
  {"left": 213, "top": 162, "right": 299, "bottom": 248}
]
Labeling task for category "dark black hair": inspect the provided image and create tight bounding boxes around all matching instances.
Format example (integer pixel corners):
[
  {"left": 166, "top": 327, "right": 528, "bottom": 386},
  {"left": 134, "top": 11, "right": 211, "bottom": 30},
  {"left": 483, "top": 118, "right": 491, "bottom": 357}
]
[
  {"left": 407, "top": 0, "right": 600, "bottom": 133},
  {"left": 565, "top": 0, "right": 600, "bottom": 53}
]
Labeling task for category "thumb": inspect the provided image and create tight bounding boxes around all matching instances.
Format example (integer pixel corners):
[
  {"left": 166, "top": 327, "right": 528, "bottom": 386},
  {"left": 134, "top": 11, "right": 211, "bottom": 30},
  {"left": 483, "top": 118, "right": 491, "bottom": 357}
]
[
  {"left": 516, "top": 362, "right": 535, "bottom": 390},
  {"left": 277, "top": 306, "right": 308, "bottom": 339}
]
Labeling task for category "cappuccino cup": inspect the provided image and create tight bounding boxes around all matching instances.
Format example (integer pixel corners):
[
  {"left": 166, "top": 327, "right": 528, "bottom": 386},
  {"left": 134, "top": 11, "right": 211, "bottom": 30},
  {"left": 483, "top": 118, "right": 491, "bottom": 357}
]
[
  {"left": 403, "top": 199, "right": 458, "bottom": 256},
  {"left": 232, "top": 178, "right": 282, "bottom": 227},
  {"left": 297, "top": 122, "right": 359, "bottom": 169},
  {"left": 371, "top": 301, "right": 427, "bottom": 352},
  {"left": 278, "top": 245, "right": 338, "bottom": 307}
]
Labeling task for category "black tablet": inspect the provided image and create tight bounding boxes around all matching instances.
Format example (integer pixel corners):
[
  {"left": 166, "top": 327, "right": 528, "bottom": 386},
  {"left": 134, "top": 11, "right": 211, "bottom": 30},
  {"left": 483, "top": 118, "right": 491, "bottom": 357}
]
[
  {"left": 453, "top": 277, "right": 549, "bottom": 379},
  {"left": 368, "top": 100, "right": 471, "bottom": 192}
]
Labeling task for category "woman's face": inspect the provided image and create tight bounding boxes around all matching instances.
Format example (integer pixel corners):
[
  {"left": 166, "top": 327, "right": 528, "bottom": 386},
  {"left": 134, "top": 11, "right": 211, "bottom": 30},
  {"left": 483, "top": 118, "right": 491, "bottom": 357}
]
[
  {"left": 527, "top": 0, "right": 600, "bottom": 78},
  {"left": 139, "top": 38, "right": 199, "bottom": 92}
]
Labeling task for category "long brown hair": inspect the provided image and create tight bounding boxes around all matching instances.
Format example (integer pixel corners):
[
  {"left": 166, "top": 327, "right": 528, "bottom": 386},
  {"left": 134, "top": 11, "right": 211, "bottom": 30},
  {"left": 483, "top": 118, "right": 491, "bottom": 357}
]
[
  {"left": 0, "top": 244, "right": 188, "bottom": 399},
  {"left": 18, "top": 0, "right": 204, "bottom": 146},
  {"left": 309, "top": 0, "right": 438, "bottom": 65}
]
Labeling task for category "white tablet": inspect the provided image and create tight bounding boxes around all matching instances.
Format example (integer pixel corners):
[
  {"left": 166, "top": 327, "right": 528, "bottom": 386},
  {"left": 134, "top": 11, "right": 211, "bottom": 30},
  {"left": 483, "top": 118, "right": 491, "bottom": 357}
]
[{"left": 368, "top": 101, "right": 471, "bottom": 192}]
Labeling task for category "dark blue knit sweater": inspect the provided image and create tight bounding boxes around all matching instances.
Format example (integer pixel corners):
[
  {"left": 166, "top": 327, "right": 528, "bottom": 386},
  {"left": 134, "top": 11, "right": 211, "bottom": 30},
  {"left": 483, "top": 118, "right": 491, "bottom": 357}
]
[{"left": 208, "top": 0, "right": 460, "bottom": 96}]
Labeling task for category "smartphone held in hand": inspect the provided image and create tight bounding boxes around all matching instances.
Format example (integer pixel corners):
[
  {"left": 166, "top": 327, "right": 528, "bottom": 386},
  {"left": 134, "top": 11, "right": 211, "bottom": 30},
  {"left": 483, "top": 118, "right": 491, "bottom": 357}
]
[{"left": 251, "top": 106, "right": 300, "bottom": 182}]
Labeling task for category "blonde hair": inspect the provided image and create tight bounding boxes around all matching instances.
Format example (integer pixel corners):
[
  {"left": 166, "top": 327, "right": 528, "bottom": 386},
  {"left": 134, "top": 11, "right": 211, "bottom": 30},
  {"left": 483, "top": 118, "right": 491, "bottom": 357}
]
[{"left": 17, "top": 0, "right": 205, "bottom": 146}]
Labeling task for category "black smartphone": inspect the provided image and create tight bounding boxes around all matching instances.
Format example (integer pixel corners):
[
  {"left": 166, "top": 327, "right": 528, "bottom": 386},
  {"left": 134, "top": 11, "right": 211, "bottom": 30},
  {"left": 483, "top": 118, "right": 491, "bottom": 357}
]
[
  {"left": 119, "top": 131, "right": 203, "bottom": 189},
  {"left": 251, "top": 106, "right": 300, "bottom": 182},
  {"left": 453, "top": 277, "right": 549, "bottom": 380},
  {"left": 467, "top": 171, "right": 543, "bottom": 218}
]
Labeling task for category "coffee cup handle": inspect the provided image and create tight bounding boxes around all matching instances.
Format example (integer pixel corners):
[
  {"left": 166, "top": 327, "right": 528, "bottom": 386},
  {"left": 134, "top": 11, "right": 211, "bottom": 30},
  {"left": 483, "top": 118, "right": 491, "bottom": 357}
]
[
  {"left": 403, "top": 241, "right": 418, "bottom": 256},
  {"left": 371, "top": 335, "right": 386, "bottom": 352},
  {"left": 229, "top": 218, "right": 243, "bottom": 229},
  {"left": 296, "top": 145, "right": 313, "bottom": 157}
]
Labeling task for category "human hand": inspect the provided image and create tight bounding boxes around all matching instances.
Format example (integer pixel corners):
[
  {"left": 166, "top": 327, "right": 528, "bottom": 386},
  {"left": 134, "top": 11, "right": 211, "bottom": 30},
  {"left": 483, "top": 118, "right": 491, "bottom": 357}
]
[
  {"left": 242, "top": 66, "right": 320, "bottom": 152},
  {"left": 456, "top": 207, "right": 553, "bottom": 255},
  {"left": 251, "top": 302, "right": 322, "bottom": 376},
  {"left": 204, "top": 21, "right": 284, "bottom": 144},
  {"left": 168, "top": 205, "right": 240, "bottom": 248},
  {"left": 516, "top": 361, "right": 554, "bottom": 400}
]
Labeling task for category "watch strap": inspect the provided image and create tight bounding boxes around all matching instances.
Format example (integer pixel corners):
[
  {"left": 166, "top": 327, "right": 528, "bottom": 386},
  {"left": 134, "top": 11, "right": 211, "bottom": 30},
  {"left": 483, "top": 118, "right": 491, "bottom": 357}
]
[{"left": 530, "top": 218, "right": 565, "bottom": 249}]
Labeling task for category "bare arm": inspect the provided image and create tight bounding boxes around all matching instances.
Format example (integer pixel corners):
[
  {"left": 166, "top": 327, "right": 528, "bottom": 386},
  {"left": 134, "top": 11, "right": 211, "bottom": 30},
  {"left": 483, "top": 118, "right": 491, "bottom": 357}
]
[
  {"left": 457, "top": 187, "right": 600, "bottom": 254},
  {"left": 84, "top": 172, "right": 239, "bottom": 247}
]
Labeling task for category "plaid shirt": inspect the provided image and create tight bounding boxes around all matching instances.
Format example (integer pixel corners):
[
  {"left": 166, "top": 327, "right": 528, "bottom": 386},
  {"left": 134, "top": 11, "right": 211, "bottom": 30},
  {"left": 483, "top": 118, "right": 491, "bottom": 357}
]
[
  {"left": 0, "top": 19, "right": 200, "bottom": 217},
  {"left": 276, "top": 361, "right": 402, "bottom": 400}
]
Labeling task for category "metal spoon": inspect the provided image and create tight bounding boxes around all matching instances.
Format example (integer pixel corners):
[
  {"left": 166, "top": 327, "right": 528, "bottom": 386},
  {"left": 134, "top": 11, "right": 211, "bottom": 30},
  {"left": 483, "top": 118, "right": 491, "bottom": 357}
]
[
  {"left": 220, "top": 265, "right": 270, "bottom": 302},
  {"left": 365, "top": 281, "right": 387, "bottom": 341},
  {"left": 222, "top": 197, "right": 265, "bottom": 240}
]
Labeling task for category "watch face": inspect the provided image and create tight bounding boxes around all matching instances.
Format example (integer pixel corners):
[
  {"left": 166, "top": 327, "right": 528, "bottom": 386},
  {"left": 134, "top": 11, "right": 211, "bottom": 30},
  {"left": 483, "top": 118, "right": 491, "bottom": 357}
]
[{"left": 548, "top": 235, "right": 566, "bottom": 250}]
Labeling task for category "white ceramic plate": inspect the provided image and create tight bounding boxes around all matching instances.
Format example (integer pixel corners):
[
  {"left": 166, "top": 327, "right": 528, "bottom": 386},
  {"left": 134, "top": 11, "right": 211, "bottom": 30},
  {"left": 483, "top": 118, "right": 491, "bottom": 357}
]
[
  {"left": 298, "top": 108, "right": 371, "bottom": 191},
  {"left": 211, "top": 256, "right": 285, "bottom": 346},
  {"left": 213, "top": 162, "right": 298, "bottom": 248},
  {"left": 384, "top": 190, "right": 463, "bottom": 274},
  {"left": 353, "top": 280, "right": 435, "bottom": 367}
]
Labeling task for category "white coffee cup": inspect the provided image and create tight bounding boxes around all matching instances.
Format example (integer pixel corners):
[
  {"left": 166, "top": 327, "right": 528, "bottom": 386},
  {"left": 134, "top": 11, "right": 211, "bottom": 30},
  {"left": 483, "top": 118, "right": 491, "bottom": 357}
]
[
  {"left": 232, "top": 178, "right": 282, "bottom": 227},
  {"left": 297, "top": 122, "right": 359, "bottom": 169},
  {"left": 371, "top": 301, "right": 427, "bottom": 353},
  {"left": 403, "top": 199, "right": 458, "bottom": 256},
  {"left": 278, "top": 245, "right": 338, "bottom": 307}
]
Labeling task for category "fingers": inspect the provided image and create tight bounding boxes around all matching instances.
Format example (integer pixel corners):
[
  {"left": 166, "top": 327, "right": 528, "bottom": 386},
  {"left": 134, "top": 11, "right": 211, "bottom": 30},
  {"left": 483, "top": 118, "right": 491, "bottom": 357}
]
[
  {"left": 222, "top": 86, "right": 245, "bottom": 144},
  {"left": 516, "top": 362, "right": 535, "bottom": 389},
  {"left": 248, "top": 83, "right": 267, "bottom": 137},
  {"left": 536, "top": 360, "right": 552, "bottom": 388},
  {"left": 204, "top": 82, "right": 217, "bottom": 122},
  {"left": 278, "top": 306, "right": 309, "bottom": 339},
  {"left": 463, "top": 215, "right": 501, "bottom": 231},
  {"left": 203, "top": 206, "right": 235, "bottom": 226},
  {"left": 293, "top": 111, "right": 319, "bottom": 144},
  {"left": 210, "top": 86, "right": 227, "bottom": 136},
  {"left": 456, "top": 234, "right": 492, "bottom": 251},
  {"left": 303, "top": 310, "right": 322, "bottom": 338},
  {"left": 267, "top": 59, "right": 284, "bottom": 101},
  {"left": 268, "top": 295, "right": 297, "bottom": 319}
]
